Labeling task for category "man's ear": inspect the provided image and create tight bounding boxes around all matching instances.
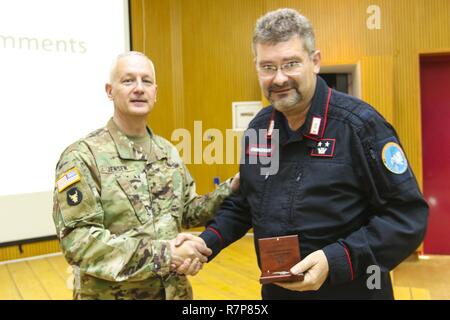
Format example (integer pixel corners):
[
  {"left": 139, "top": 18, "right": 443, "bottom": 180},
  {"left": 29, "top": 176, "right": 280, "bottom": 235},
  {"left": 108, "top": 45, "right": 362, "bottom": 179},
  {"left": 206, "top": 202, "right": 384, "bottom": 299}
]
[
  {"left": 105, "top": 83, "right": 113, "bottom": 100},
  {"left": 312, "top": 50, "right": 321, "bottom": 74}
]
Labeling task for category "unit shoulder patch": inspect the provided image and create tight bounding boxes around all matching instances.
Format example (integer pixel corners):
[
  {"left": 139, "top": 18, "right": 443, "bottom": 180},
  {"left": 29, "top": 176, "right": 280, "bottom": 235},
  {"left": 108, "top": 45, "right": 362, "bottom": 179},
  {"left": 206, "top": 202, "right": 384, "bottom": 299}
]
[
  {"left": 66, "top": 187, "right": 83, "bottom": 206},
  {"left": 381, "top": 142, "right": 408, "bottom": 174},
  {"left": 56, "top": 168, "right": 81, "bottom": 192}
]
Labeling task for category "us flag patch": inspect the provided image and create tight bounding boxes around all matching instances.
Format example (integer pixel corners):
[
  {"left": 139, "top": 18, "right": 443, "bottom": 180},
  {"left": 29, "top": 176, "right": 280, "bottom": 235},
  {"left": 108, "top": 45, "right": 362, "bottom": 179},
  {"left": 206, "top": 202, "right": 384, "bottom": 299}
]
[
  {"left": 56, "top": 168, "right": 81, "bottom": 192},
  {"left": 311, "top": 139, "right": 335, "bottom": 157}
]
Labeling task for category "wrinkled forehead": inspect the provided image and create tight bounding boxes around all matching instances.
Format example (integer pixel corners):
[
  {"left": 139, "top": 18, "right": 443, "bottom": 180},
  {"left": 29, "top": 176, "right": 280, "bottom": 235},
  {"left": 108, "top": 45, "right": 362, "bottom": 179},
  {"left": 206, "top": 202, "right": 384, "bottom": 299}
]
[{"left": 111, "top": 55, "right": 156, "bottom": 81}]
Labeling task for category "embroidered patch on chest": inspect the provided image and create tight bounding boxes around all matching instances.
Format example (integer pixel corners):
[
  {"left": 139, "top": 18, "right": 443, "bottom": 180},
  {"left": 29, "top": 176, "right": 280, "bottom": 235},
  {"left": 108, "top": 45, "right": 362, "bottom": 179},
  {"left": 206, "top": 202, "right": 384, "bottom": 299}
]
[{"left": 311, "top": 139, "right": 336, "bottom": 157}]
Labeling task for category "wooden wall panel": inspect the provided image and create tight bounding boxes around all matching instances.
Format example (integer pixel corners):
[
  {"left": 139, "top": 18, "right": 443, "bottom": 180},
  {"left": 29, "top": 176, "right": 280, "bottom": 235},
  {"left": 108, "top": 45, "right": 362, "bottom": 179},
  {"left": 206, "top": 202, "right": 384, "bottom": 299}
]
[
  {"left": 131, "top": 0, "right": 263, "bottom": 193},
  {"left": 179, "top": 0, "right": 263, "bottom": 191},
  {"left": 360, "top": 55, "right": 394, "bottom": 123},
  {"left": 130, "top": 0, "right": 449, "bottom": 193},
  {"left": 130, "top": 0, "right": 176, "bottom": 140}
]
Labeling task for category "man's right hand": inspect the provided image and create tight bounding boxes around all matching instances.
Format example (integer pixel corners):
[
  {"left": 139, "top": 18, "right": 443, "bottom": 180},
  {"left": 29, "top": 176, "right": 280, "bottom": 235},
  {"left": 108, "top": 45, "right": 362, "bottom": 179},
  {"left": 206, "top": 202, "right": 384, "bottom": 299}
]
[{"left": 169, "top": 233, "right": 211, "bottom": 275}]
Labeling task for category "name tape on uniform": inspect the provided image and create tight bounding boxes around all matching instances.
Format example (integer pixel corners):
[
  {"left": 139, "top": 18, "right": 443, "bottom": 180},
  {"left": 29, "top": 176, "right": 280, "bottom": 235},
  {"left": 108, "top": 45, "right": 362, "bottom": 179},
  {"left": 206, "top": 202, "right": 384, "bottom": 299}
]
[
  {"left": 56, "top": 168, "right": 81, "bottom": 193},
  {"left": 247, "top": 144, "right": 273, "bottom": 157}
]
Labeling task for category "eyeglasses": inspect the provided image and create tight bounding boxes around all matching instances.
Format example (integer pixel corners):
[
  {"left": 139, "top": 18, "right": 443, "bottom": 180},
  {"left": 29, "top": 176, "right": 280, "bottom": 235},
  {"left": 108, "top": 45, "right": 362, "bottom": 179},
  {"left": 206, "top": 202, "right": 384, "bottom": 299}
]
[{"left": 257, "top": 61, "right": 303, "bottom": 77}]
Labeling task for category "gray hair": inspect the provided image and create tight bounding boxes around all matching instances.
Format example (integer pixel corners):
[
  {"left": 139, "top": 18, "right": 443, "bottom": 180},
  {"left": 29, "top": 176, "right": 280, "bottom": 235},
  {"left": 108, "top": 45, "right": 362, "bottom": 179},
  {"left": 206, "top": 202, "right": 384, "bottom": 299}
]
[
  {"left": 252, "top": 8, "right": 316, "bottom": 56},
  {"left": 109, "top": 51, "right": 156, "bottom": 83}
]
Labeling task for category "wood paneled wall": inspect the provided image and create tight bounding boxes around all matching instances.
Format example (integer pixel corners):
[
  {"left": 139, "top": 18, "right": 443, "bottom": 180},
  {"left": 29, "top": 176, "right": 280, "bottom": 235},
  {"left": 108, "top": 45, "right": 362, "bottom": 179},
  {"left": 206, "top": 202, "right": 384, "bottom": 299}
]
[
  {"left": 130, "top": 0, "right": 263, "bottom": 194},
  {"left": 130, "top": 0, "right": 450, "bottom": 193}
]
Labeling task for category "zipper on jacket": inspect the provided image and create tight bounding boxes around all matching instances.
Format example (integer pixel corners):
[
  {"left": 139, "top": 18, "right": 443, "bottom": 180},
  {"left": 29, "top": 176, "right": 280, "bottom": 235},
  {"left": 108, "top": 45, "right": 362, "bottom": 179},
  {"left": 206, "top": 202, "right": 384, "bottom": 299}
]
[
  {"left": 288, "top": 165, "right": 303, "bottom": 224},
  {"left": 258, "top": 170, "right": 273, "bottom": 219}
]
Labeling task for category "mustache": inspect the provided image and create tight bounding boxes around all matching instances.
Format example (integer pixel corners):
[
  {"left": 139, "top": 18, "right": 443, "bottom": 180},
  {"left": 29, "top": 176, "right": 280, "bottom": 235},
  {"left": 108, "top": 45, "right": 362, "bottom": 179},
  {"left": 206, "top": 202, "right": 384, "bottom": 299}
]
[{"left": 268, "top": 80, "right": 299, "bottom": 97}]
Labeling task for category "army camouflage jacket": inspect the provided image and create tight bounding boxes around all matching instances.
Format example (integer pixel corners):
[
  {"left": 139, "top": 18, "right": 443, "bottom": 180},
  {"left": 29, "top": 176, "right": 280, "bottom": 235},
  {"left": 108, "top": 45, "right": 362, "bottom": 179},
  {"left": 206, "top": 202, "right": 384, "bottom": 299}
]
[{"left": 52, "top": 119, "right": 232, "bottom": 299}]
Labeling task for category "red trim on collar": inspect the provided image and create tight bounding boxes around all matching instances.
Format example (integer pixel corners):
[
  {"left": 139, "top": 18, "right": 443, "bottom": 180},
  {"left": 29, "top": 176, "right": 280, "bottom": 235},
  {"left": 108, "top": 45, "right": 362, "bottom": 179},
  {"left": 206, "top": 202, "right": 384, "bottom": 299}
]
[
  {"left": 303, "top": 87, "right": 332, "bottom": 141},
  {"left": 266, "top": 110, "right": 276, "bottom": 139},
  {"left": 320, "top": 88, "right": 332, "bottom": 138},
  {"left": 303, "top": 134, "right": 320, "bottom": 142}
]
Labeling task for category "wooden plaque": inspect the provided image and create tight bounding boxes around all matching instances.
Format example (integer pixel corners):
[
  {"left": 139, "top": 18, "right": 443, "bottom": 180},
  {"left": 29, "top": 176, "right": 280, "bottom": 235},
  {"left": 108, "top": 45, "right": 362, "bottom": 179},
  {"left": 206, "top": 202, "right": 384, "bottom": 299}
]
[{"left": 258, "top": 235, "right": 304, "bottom": 284}]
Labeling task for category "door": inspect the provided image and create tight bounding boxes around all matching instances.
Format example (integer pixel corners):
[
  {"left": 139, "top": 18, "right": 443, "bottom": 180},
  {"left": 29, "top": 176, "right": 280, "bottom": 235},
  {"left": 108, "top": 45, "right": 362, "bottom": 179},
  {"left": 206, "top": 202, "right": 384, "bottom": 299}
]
[{"left": 420, "top": 54, "right": 450, "bottom": 254}]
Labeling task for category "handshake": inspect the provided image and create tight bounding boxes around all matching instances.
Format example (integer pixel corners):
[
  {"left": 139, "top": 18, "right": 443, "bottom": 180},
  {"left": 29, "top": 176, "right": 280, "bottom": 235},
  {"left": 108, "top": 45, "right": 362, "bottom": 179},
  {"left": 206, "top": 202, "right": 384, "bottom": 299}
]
[
  {"left": 169, "top": 233, "right": 211, "bottom": 276},
  {"left": 168, "top": 173, "right": 240, "bottom": 276}
]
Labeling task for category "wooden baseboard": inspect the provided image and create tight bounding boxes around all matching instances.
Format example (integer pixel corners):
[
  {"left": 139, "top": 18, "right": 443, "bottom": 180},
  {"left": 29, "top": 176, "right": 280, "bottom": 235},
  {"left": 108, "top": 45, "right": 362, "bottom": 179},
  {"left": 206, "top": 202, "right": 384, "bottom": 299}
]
[{"left": 0, "top": 239, "right": 61, "bottom": 262}]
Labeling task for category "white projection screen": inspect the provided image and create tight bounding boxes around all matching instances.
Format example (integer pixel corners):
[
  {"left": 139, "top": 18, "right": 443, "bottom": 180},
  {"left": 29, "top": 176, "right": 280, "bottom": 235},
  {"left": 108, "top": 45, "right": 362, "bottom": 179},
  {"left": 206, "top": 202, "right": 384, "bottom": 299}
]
[{"left": 0, "top": 0, "right": 130, "bottom": 244}]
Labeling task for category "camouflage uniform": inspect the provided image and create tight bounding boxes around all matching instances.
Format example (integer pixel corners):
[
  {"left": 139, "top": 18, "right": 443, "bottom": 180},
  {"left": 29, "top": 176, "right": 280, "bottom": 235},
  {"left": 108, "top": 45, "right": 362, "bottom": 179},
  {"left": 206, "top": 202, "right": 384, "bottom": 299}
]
[{"left": 52, "top": 119, "right": 232, "bottom": 300}]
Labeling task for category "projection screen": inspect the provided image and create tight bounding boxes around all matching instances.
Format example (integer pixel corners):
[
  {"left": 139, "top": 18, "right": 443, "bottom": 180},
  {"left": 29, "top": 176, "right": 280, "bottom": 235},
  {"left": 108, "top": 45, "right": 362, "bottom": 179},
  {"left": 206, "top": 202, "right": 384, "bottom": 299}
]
[{"left": 0, "top": 0, "right": 130, "bottom": 243}]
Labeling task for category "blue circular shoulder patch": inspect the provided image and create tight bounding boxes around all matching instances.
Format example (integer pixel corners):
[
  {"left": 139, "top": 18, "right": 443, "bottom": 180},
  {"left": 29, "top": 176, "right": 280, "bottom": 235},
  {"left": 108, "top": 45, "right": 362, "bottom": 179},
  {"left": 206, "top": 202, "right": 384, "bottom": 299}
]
[{"left": 382, "top": 142, "right": 408, "bottom": 174}]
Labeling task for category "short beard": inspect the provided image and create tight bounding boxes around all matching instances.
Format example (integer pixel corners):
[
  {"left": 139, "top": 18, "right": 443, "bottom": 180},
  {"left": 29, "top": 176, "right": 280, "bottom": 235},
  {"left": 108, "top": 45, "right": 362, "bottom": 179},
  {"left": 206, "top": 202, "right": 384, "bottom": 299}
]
[{"left": 269, "top": 88, "right": 303, "bottom": 113}]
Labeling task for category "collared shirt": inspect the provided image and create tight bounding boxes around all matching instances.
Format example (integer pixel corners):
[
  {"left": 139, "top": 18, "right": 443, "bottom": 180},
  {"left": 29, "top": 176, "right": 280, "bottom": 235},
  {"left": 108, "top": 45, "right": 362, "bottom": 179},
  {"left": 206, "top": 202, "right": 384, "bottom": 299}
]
[{"left": 53, "top": 118, "right": 232, "bottom": 300}]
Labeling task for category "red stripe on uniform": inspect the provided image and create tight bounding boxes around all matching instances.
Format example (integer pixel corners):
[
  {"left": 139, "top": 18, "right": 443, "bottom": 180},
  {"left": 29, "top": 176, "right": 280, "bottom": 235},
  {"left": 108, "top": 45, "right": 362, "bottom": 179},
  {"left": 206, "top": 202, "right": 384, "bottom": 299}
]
[
  {"left": 342, "top": 244, "right": 355, "bottom": 281},
  {"left": 207, "top": 227, "right": 224, "bottom": 248},
  {"left": 320, "top": 88, "right": 332, "bottom": 138},
  {"left": 303, "top": 88, "right": 332, "bottom": 141}
]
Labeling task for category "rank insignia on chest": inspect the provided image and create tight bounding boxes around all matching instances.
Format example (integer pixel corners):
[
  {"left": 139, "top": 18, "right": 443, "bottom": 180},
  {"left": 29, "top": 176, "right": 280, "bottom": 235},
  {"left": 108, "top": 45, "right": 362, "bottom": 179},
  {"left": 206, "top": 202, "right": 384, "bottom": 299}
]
[
  {"left": 311, "top": 139, "right": 335, "bottom": 157},
  {"left": 66, "top": 187, "right": 83, "bottom": 206}
]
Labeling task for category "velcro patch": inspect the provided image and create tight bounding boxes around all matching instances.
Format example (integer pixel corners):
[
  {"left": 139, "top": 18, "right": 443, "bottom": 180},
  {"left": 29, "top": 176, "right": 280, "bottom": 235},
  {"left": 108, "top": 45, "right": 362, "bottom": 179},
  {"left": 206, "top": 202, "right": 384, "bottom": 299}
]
[{"left": 56, "top": 168, "right": 81, "bottom": 193}]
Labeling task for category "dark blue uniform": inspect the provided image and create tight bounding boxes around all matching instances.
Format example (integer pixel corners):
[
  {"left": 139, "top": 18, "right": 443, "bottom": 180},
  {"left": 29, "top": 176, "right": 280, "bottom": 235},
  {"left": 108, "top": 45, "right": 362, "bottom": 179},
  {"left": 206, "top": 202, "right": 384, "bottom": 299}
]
[{"left": 200, "top": 76, "right": 428, "bottom": 299}]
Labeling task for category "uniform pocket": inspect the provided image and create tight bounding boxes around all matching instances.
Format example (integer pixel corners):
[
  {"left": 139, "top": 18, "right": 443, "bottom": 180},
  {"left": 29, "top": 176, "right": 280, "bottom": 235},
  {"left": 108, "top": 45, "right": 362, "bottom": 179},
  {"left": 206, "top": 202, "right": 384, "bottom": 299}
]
[
  {"left": 146, "top": 160, "right": 180, "bottom": 214},
  {"left": 291, "top": 161, "right": 363, "bottom": 231},
  {"left": 116, "top": 173, "right": 152, "bottom": 225},
  {"left": 147, "top": 160, "right": 182, "bottom": 233},
  {"left": 241, "top": 164, "right": 274, "bottom": 224}
]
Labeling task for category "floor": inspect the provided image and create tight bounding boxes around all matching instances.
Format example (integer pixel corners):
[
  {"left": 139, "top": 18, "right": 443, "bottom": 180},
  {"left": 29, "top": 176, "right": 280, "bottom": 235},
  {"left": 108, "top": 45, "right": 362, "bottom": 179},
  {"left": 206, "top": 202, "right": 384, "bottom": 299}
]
[
  {"left": 393, "top": 254, "right": 450, "bottom": 299},
  {"left": 0, "top": 235, "right": 448, "bottom": 300}
]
